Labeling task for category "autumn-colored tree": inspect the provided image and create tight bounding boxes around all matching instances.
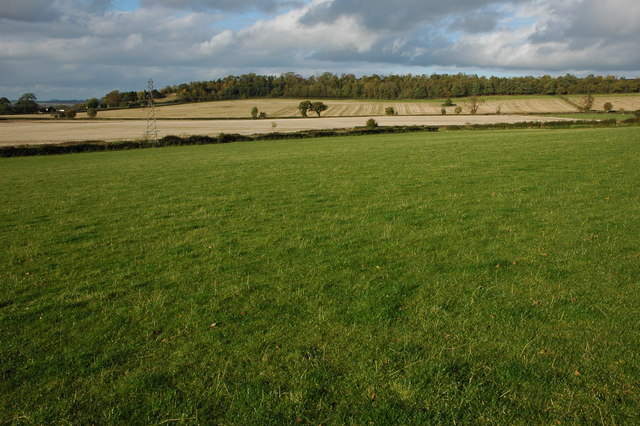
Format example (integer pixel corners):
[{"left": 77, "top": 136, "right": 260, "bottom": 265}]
[
  {"left": 103, "top": 90, "right": 122, "bottom": 108},
  {"left": 466, "top": 96, "right": 484, "bottom": 115},
  {"left": 579, "top": 94, "right": 595, "bottom": 112},
  {"left": 365, "top": 118, "right": 378, "bottom": 128}
]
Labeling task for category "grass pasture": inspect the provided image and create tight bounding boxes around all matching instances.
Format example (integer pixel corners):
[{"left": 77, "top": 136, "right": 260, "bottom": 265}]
[{"left": 1, "top": 127, "right": 640, "bottom": 423}]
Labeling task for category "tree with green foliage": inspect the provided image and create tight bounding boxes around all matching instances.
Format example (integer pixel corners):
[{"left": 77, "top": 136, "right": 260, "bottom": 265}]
[
  {"left": 441, "top": 108, "right": 447, "bottom": 115},
  {"left": 312, "top": 101, "right": 328, "bottom": 117},
  {"left": 298, "top": 100, "right": 313, "bottom": 117},
  {"left": 365, "top": 118, "right": 378, "bottom": 129},
  {"left": 455, "top": 106, "right": 463, "bottom": 114},
  {"left": 86, "top": 107, "right": 97, "bottom": 118},
  {"left": 15, "top": 93, "right": 38, "bottom": 114},
  {"left": 0, "top": 97, "right": 12, "bottom": 114},
  {"left": 251, "top": 106, "right": 259, "bottom": 119},
  {"left": 385, "top": 106, "right": 396, "bottom": 115},
  {"left": 86, "top": 98, "right": 100, "bottom": 109},
  {"left": 603, "top": 102, "right": 613, "bottom": 112}
]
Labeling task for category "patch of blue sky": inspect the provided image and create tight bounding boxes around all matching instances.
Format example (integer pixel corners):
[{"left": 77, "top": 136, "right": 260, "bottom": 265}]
[
  {"left": 214, "top": 10, "right": 267, "bottom": 32},
  {"left": 504, "top": 16, "right": 536, "bottom": 30},
  {"left": 112, "top": 0, "right": 139, "bottom": 12}
]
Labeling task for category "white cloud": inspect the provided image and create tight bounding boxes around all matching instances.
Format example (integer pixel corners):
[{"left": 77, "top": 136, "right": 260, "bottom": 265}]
[
  {"left": 0, "top": 0, "right": 638, "bottom": 99},
  {"left": 198, "top": 2, "right": 374, "bottom": 57}
]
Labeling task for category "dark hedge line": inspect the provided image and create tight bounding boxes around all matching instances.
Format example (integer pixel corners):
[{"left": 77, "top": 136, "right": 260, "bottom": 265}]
[
  {"left": 0, "top": 126, "right": 439, "bottom": 157},
  {"left": 2, "top": 120, "right": 637, "bottom": 158},
  {"left": 442, "top": 119, "right": 620, "bottom": 131}
]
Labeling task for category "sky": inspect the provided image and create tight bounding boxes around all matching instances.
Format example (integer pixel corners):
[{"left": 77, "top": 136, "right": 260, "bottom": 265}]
[{"left": 1, "top": 0, "right": 639, "bottom": 100}]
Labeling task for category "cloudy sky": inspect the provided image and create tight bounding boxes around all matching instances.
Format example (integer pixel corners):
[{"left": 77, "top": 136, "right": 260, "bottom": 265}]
[{"left": 1, "top": 0, "right": 639, "bottom": 100}]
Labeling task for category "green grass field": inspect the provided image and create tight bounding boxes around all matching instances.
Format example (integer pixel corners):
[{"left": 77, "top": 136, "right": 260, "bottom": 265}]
[{"left": 1, "top": 127, "right": 639, "bottom": 423}]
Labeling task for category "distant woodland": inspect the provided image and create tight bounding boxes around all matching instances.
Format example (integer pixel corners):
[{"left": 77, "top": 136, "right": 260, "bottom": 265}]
[
  {"left": 155, "top": 73, "right": 640, "bottom": 104},
  {"left": 3, "top": 73, "right": 640, "bottom": 114}
]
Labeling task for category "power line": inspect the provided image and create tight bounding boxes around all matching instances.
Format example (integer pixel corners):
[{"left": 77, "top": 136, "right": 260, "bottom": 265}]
[{"left": 146, "top": 79, "right": 158, "bottom": 141}]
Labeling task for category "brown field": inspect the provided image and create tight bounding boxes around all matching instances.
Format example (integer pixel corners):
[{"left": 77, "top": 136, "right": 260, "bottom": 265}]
[
  {"left": 568, "top": 95, "right": 640, "bottom": 112},
  {"left": 84, "top": 97, "right": 581, "bottom": 119},
  {"left": 2, "top": 95, "right": 638, "bottom": 146},
  {"left": 88, "top": 95, "right": 639, "bottom": 119},
  {"left": 5, "top": 95, "right": 638, "bottom": 121},
  {"left": 1, "top": 115, "right": 574, "bottom": 146}
]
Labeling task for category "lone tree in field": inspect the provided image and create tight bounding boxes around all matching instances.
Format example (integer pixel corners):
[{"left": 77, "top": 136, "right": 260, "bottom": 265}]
[
  {"left": 385, "top": 106, "right": 396, "bottom": 115},
  {"left": 579, "top": 94, "right": 595, "bottom": 112},
  {"left": 15, "top": 93, "right": 39, "bottom": 113},
  {"left": 0, "top": 97, "right": 12, "bottom": 114},
  {"left": 603, "top": 102, "right": 613, "bottom": 112},
  {"left": 251, "top": 106, "right": 259, "bottom": 119},
  {"left": 466, "top": 96, "right": 484, "bottom": 115},
  {"left": 298, "top": 100, "right": 313, "bottom": 117},
  {"left": 312, "top": 101, "right": 328, "bottom": 117}
]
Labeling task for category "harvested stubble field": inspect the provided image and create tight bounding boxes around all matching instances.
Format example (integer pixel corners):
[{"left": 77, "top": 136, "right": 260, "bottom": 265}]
[
  {"left": 0, "top": 114, "right": 574, "bottom": 146},
  {"left": 72, "top": 94, "right": 640, "bottom": 119},
  {"left": 86, "top": 99, "right": 443, "bottom": 119},
  {"left": 568, "top": 94, "right": 640, "bottom": 112},
  {"left": 1, "top": 127, "right": 639, "bottom": 423}
]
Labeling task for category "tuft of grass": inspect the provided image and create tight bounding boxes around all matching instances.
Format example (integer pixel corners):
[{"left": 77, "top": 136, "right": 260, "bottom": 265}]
[{"left": 1, "top": 127, "right": 639, "bottom": 423}]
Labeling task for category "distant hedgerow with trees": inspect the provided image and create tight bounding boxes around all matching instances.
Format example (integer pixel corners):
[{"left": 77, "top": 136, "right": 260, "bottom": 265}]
[{"left": 151, "top": 73, "right": 640, "bottom": 104}]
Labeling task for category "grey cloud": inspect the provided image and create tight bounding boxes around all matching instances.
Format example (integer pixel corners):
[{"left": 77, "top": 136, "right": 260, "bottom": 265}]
[
  {"left": 528, "top": 0, "right": 640, "bottom": 44},
  {"left": 300, "top": 0, "right": 525, "bottom": 31},
  {"left": 0, "top": 0, "right": 59, "bottom": 22},
  {"left": 448, "top": 12, "right": 500, "bottom": 33},
  {"left": 1, "top": 0, "right": 639, "bottom": 100}
]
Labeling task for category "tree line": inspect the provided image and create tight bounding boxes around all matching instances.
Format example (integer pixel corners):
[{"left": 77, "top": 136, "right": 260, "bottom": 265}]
[
  {"left": 2, "top": 73, "right": 639, "bottom": 116},
  {"left": 158, "top": 73, "right": 640, "bottom": 103}
]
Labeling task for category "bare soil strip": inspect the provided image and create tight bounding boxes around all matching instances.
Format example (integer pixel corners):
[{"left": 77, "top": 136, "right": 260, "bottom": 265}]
[{"left": 1, "top": 115, "right": 573, "bottom": 146}]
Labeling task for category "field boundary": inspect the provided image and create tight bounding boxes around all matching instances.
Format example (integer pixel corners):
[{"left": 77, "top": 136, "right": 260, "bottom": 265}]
[{"left": 2, "top": 119, "right": 636, "bottom": 157}]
